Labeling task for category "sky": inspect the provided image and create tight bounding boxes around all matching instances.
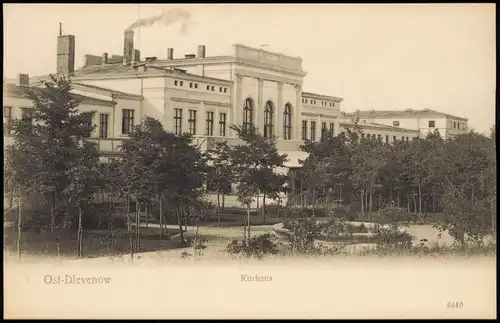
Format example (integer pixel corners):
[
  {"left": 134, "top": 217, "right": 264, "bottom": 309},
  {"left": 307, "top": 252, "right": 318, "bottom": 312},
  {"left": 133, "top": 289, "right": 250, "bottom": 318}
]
[{"left": 3, "top": 4, "right": 496, "bottom": 134}]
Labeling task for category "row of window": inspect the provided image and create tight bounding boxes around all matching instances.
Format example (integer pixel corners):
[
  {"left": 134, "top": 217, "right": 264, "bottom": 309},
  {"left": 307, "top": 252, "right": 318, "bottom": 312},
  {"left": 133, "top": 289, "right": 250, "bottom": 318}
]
[
  {"left": 301, "top": 121, "right": 335, "bottom": 141},
  {"left": 301, "top": 98, "right": 335, "bottom": 107},
  {"left": 393, "top": 120, "right": 437, "bottom": 128},
  {"left": 3, "top": 106, "right": 135, "bottom": 138},
  {"left": 242, "top": 98, "right": 293, "bottom": 140},
  {"left": 452, "top": 121, "right": 466, "bottom": 130},
  {"left": 174, "top": 109, "right": 228, "bottom": 137},
  {"left": 360, "top": 133, "right": 411, "bottom": 143},
  {"left": 174, "top": 80, "right": 229, "bottom": 93}
]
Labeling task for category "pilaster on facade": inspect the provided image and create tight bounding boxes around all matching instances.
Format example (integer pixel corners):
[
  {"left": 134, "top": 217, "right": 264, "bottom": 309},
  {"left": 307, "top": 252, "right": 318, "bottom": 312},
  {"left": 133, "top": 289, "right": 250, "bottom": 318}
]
[
  {"left": 233, "top": 73, "right": 243, "bottom": 136},
  {"left": 294, "top": 84, "right": 302, "bottom": 141},
  {"left": 277, "top": 81, "right": 283, "bottom": 140},
  {"left": 257, "top": 78, "right": 264, "bottom": 131}
]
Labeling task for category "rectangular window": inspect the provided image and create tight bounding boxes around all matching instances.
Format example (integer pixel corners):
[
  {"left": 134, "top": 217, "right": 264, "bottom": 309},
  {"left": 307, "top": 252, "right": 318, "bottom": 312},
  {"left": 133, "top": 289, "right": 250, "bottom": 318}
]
[
  {"left": 361, "top": 133, "right": 365, "bottom": 139},
  {"left": 224, "top": 88, "right": 227, "bottom": 93},
  {"left": 386, "top": 135, "right": 389, "bottom": 143},
  {"left": 393, "top": 136, "right": 396, "bottom": 142},
  {"left": 219, "top": 113, "right": 227, "bottom": 137},
  {"left": 321, "top": 122, "right": 327, "bottom": 140},
  {"left": 206, "top": 111, "right": 214, "bottom": 136},
  {"left": 3, "top": 106, "right": 12, "bottom": 135},
  {"left": 83, "top": 113, "right": 94, "bottom": 138},
  {"left": 310, "top": 121, "right": 316, "bottom": 141},
  {"left": 179, "top": 81, "right": 184, "bottom": 86},
  {"left": 211, "top": 86, "right": 215, "bottom": 91},
  {"left": 99, "top": 114, "right": 109, "bottom": 138},
  {"left": 195, "top": 83, "right": 198, "bottom": 89},
  {"left": 174, "top": 108, "right": 182, "bottom": 135},
  {"left": 21, "top": 107, "right": 33, "bottom": 123},
  {"left": 174, "top": 80, "right": 178, "bottom": 86},
  {"left": 189, "top": 82, "right": 193, "bottom": 88},
  {"left": 219, "top": 87, "right": 223, "bottom": 92},
  {"left": 453, "top": 122, "right": 456, "bottom": 129},
  {"left": 301, "top": 120, "right": 307, "bottom": 140},
  {"left": 121, "top": 109, "right": 134, "bottom": 135},
  {"left": 429, "top": 120, "right": 435, "bottom": 128},
  {"left": 329, "top": 122, "right": 334, "bottom": 138},
  {"left": 188, "top": 110, "right": 197, "bottom": 135},
  {"left": 393, "top": 120, "right": 400, "bottom": 126},
  {"left": 378, "top": 134, "right": 382, "bottom": 140},
  {"left": 406, "top": 136, "right": 409, "bottom": 142},
  {"left": 206, "top": 85, "right": 210, "bottom": 90}
]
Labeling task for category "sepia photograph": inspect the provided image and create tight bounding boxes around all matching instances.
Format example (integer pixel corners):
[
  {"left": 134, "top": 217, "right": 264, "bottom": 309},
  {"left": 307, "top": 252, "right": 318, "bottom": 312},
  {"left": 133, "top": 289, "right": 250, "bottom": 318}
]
[{"left": 3, "top": 3, "right": 496, "bottom": 319}]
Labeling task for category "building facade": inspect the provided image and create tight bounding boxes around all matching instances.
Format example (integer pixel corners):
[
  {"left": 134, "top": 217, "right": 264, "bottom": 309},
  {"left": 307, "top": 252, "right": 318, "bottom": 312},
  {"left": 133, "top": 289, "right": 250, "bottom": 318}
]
[
  {"left": 3, "top": 29, "right": 462, "bottom": 190},
  {"left": 343, "top": 109, "right": 468, "bottom": 140}
]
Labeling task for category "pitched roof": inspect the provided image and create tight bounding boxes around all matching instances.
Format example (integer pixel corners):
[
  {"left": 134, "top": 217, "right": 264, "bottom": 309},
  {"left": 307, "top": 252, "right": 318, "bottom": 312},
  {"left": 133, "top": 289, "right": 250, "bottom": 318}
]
[
  {"left": 344, "top": 109, "right": 468, "bottom": 121},
  {"left": 3, "top": 83, "right": 115, "bottom": 107},
  {"left": 70, "top": 62, "right": 232, "bottom": 84},
  {"left": 71, "top": 83, "right": 143, "bottom": 100},
  {"left": 339, "top": 120, "right": 420, "bottom": 133},
  {"left": 302, "top": 91, "right": 343, "bottom": 102}
]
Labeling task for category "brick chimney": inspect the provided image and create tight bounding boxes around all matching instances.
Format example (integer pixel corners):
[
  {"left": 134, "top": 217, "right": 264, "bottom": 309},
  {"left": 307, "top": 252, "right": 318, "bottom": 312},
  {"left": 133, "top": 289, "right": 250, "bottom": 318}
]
[
  {"left": 133, "top": 49, "right": 140, "bottom": 63},
  {"left": 197, "top": 45, "right": 206, "bottom": 58},
  {"left": 123, "top": 29, "right": 134, "bottom": 64},
  {"left": 167, "top": 48, "right": 174, "bottom": 60},
  {"left": 57, "top": 34, "right": 75, "bottom": 75},
  {"left": 16, "top": 73, "right": 29, "bottom": 87},
  {"left": 102, "top": 52, "right": 108, "bottom": 64}
]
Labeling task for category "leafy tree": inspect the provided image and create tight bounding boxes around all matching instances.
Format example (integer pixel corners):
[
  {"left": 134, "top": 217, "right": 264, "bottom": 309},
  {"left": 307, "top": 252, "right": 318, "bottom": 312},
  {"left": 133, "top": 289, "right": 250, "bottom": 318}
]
[
  {"left": 29, "top": 75, "right": 93, "bottom": 232},
  {"left": 229, "top": 124, "right": 288, "bottom": 241},
  {"left": 63, "top": 141, "right": 100, "bottom": 257},
  {"left": 207, "top": 141, "right": 233, "bottom": 225}
]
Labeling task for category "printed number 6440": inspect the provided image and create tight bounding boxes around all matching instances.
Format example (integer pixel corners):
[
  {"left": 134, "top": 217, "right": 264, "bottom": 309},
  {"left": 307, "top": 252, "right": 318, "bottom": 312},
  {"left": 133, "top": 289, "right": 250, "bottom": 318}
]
[{"left": 447, "top": 302, "right": 464, "bottom": 308}]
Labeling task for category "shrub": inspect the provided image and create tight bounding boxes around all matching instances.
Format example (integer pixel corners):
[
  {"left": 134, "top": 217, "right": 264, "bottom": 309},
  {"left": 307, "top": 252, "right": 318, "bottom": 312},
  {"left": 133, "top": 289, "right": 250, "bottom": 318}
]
[
  {"left": 282, "top": 218, "right": 322, "bottom": 253},
  {"left": 378, "top": 205, "right": 411, "bottom": 227},
  {"left": 226, "top": 233, "right": 279, "bottom": 259},
  {"left": 319, "top": 218, "right": 354, "bottom": 239},
  {"left": 372, "top": 224, "right": 412, "bottom": 249}
]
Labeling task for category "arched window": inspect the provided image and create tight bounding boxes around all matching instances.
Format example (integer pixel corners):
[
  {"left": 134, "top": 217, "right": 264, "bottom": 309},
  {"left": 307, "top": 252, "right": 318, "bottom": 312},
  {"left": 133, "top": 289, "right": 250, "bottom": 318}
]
[
  {"left": 243, "top": 98, "right": 254, "bottom": 132},
  {"left": 283, "top": 104, "right": 292, "bottom": 140},
  {"left": 264, "top": 101, "right": 274, "bottom": 139}
]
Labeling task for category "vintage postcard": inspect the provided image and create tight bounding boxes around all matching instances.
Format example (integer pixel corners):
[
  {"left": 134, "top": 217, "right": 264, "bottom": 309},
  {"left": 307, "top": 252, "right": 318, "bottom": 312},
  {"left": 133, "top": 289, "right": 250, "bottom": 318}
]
[{"left": 3, "top": 3, "right": 496, "bottom": 319}]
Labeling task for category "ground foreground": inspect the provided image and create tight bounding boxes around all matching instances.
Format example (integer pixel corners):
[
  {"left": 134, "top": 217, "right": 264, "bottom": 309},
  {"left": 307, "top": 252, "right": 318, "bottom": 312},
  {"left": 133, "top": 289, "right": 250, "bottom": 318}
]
[{"left": 4, "top": 254, "right": 497, "bottom": 319}]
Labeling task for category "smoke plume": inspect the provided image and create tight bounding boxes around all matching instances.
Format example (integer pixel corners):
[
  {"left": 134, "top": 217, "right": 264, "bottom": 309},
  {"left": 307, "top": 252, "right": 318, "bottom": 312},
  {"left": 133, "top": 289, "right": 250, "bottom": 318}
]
[{"left": 126, "top": 8, "right": 197, "bottom": 34}]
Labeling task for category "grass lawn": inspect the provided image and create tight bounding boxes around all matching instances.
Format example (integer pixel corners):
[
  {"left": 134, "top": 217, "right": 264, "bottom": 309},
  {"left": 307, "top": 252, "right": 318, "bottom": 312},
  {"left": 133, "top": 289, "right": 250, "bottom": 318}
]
[{"left": 3, "top": 226, "right": 182, "bottom": 259}]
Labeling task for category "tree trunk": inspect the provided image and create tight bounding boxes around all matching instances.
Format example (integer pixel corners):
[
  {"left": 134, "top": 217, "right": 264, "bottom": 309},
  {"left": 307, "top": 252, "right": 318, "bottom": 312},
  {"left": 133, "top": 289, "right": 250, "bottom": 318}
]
[
  {"left": 135, "top": 199, "right": 140, "bottom": 253},
  {"left": 312, "top": 188, "right": 316, "bottom": 216},
  {"left": 176, "top": 202, "right": 185, "bottom": 245},
  {"left": 145, "top": 203, "right": 149, "bottom": 228},
  {"left": 50, "top": 194, "right": 56, "bottom": 234},
  {"left": 432, "top": 194, "right": 436, "bottom": 213},
  {"left": 159, "top": 197, "right": 163, "bottom": 239},
  {"left": 418, "top": 184, "right": 422, "bottom": 217},
  {"left": 247, "top": 203, "right": 251, "bottom": 241},
  {"left": 389, "top": 188, "right": 393, "bottom": 206},
  {"left": 17, "top": 186, "right": 22, "bottom": 261},
  {"left": 368, "top": 187, "right": 373, "bottom": 222},
  {"left": 193, "top": 218, "right": 200, "bottom": 260},
  {"left": 217, "top": 191, "right": 221, "bottom": 227},
  {"left": 397, "top": 190, "right": 400, "bottom": 207},
  {"left": 412, "top": 188, "right": 417, "bottom": 216},
  {"left": 222, "top": 193, "right": 225, "bottom": 211},
  {"left": 378, "top": 194, "right": 382, "bottom": 218},
  {"left": 256, "top": 191, "right": 260, "bottom": 209},
  {"left": 407, "top": 194, "right": 410, "bottom": 213},
  {"left": 360, "top": 190, "right": 365, "bottom": 221},
  {"left": 77, "top": 207, "right": 83, "bottom": 258},
  {"left": 126, "top": 198, "right": 134, "bottom": 260},
  {"left": 262, "top": 195, "right": 266, "bottom": 225}
]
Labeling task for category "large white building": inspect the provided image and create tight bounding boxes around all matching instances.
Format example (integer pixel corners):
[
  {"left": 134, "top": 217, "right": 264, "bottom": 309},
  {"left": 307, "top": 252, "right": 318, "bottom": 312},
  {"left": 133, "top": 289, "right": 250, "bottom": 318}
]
[
  {"left": 343, "top": 109, "right": 468, "bottom": 140},
  {"left": 5, "top": 29, "right": 470, "bottom": 206},
  {"left": 3, "top": 30, "right": 423, "bottom": 162}
]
